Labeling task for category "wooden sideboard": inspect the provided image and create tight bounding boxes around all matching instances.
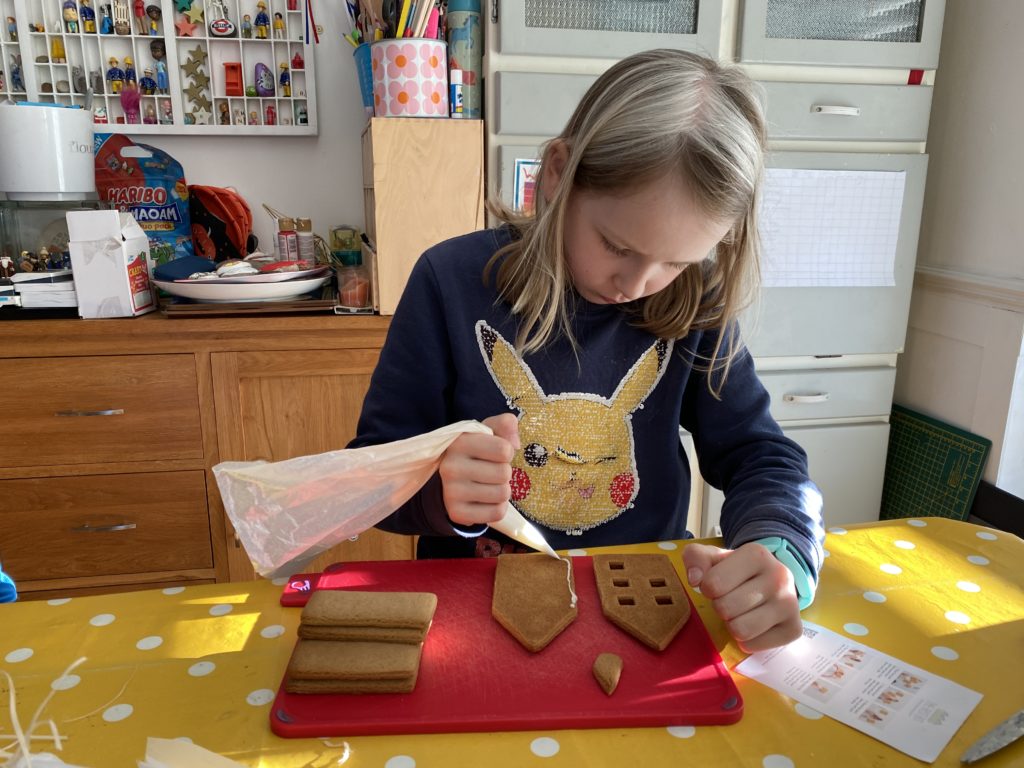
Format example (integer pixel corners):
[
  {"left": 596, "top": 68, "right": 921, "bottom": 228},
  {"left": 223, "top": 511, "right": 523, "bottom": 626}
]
[{"left": 0, "top": 313, "right": 415, "bottom": 599}]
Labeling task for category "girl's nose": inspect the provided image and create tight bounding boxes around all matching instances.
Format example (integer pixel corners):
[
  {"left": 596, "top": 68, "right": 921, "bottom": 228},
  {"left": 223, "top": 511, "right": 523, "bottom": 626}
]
[{"left": 616, "top": 266, "right": 655, "bottom": 301}]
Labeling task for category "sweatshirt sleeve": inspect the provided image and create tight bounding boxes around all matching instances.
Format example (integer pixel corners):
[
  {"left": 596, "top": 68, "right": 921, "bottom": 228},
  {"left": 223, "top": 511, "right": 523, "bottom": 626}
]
[
  {"left": 347, "top": 253, "right": 464, "bottom": 538},
  {"left": 680, "top": 325, "right": 826, "bottom": 583}
]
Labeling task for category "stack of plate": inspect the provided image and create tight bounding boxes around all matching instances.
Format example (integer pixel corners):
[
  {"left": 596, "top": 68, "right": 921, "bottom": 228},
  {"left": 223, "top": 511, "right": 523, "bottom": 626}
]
[{"left": 154, "top": 266, "right": 331, "bottom": 303}]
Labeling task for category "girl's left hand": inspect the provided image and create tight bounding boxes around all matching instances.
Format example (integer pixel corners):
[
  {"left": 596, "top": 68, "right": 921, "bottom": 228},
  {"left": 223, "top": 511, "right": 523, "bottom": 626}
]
[{"left": 682, "top": 542, "right": 802, "bottom": 652}]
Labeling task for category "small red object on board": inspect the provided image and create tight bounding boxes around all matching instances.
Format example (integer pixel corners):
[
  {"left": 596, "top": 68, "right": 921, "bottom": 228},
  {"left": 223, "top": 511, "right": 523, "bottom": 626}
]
[
  {"left": 223, "top": 62, "right": 243, "bottom": 96},
  {"left": 272, "top": 557, "right": 742, "bottom": 738}
]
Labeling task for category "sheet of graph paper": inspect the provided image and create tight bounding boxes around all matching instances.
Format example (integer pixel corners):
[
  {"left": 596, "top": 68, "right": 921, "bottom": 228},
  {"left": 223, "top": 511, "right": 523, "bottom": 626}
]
[{"left": 759, "top": 168, "right": 906, "bottom": 288}]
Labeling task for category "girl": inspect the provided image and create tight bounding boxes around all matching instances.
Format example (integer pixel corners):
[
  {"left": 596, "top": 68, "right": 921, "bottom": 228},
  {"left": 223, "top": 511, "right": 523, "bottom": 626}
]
[{"left": 351, "top": 49, "right": 825, "bottom": 652}]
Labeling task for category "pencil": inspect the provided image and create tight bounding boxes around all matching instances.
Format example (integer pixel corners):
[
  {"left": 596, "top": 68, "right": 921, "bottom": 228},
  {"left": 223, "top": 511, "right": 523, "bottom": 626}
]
[{"left": 395, "top": 0, "right": 411, "bottom": 37}]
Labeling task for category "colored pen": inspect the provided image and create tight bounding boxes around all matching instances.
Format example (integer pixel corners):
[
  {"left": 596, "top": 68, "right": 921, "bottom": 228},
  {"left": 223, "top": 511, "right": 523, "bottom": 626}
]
[{"left": 395, "top": 0, "right": 411, "bottom": 37}]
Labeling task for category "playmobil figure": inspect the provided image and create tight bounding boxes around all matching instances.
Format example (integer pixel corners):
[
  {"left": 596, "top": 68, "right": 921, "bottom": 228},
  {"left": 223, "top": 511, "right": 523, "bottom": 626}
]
[
  {"left": 278, "top": 62, "right": 290, "bottom": 96},
  {"left": 249, "top": 109, "right": 259, "bottom": 125},
  {"left": 9, "top": 54, "right": 23, "bottom": 90},
  {"left": 6, "top": 16, "right": 16, "bottom": 41},
  {"left": 123, "top": 54, "right": 136, "bottom": 82},
  {"left": 253, "top": 0, "right": 268, "bottom": 38},
  {"left": 62, "top": 0, "right": 79, "bottom": 33},
  {"left": 143, "top": 103, "right": 157, "bottom": 123},
  {"left": 139, "top": 66, "right": 156, "bottom": 93},
  {"left": 272, "top": 11, "right": 283, "bottom": 37},
  {"left": 159, "top": 100, "right": 173, "bottom": 123},
  {"left": 99, "top": 3, "right": 113, "bottom": 32},
  {"left": 218, "top": 102, "right": 230, "bottom": 124},
  {"left": 106, "top": 56, "right": 123, "bottom": 92},
  {"left": 50, "top": 37, "right": 66, "bottom": 62},
  {"left": 240, "top": 13, "right": 251, "bottom": 37},
  {"left": 80, "top": 0, "right": 96, "bottom": 31}
]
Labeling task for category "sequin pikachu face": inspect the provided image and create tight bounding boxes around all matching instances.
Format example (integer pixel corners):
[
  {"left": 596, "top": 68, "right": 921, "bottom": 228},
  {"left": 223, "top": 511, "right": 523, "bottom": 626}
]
[{"left": 476, "top": 321, "right": 671, "bottom": 533}]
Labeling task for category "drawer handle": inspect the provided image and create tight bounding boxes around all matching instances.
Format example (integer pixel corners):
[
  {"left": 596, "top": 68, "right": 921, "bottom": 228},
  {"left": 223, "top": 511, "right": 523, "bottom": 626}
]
[
  {"left": 55, "top": 409, "right": 125, "bottom": 417},
  {"left": 783, "top": 393, "right": 830, "bottom": 404},
  {"left": 72, "top": 522, "right": 137, "bottom": 533},
  {"left": 811, "top": 105, "right": 861, "bottom": 117}
]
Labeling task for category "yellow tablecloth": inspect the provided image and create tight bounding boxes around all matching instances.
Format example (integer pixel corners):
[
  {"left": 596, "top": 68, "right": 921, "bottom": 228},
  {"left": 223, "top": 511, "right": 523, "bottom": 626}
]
[{"left": 1, "top": 518, "right": 1021, "bottom": 767}]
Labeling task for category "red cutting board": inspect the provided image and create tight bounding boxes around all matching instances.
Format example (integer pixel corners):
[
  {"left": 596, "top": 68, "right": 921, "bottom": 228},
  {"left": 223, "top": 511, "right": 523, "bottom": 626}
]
[{"left": 271, "top": 557, "right": 742, "bottom": 738}]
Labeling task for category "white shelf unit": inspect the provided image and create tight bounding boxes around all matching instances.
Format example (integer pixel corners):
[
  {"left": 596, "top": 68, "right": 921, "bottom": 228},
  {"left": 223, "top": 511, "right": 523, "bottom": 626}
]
[
  {"left": 8, "top": 0, "right": 315, "bottom": 133},
  {"left": 485, "top": 0, "right": 947, "bottom": 531},
  {"left": 1, "top": 0, "right": 29, "bottom": 100}
]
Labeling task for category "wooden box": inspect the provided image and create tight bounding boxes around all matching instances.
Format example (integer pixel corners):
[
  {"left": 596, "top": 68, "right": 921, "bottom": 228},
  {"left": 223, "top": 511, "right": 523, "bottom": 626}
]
[{"left": 361, "top": 118, "right": 485, "bottom": 314}]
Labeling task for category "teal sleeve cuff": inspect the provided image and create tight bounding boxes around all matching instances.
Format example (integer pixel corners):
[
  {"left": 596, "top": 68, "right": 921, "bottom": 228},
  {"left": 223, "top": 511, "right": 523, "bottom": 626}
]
[{"left": 755, "top": 536, "right": 815, "bottom": 611}]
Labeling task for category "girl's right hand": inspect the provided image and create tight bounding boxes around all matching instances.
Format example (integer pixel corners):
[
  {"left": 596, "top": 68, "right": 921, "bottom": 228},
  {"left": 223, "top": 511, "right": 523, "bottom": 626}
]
[{"left": 440, "top": 413, "right": 521, "bottom": 528}]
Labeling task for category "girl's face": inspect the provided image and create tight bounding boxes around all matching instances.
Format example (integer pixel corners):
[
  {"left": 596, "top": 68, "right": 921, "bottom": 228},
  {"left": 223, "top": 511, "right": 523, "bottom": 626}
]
[{"left": 558, "top": 172, "right": 731, "bottom": 305}]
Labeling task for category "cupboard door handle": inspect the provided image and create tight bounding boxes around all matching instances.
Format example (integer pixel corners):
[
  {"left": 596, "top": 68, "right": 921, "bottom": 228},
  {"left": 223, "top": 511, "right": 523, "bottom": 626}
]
[
  {"left": 55, "top": 409, "right": 125, "bottom": 417},
  {"left": 72, "top": 522, "right": 137, "bottom": 533},
  {"left": 811, "top": 105, "right": 861, "bottom": 117},
  {"left": 783, "top": 393, "right": 830, "bottom": 404}
]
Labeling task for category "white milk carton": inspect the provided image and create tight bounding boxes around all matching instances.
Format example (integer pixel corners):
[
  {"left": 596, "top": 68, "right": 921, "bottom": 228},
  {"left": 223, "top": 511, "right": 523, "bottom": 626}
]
[{"left": 66, "top": 210, "right": 155, "bottom": 318}]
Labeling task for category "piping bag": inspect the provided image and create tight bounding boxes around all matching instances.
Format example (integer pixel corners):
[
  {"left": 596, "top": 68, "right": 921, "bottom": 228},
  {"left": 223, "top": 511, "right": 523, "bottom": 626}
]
[{"left": 213, "top": 420, "right": 564, "bottom": 579}]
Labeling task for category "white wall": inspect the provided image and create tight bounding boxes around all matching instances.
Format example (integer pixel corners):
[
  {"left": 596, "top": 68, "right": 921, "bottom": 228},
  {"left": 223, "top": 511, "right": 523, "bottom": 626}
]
[{"left": 141, "top": 0, "right": 367, "bottom": 253}]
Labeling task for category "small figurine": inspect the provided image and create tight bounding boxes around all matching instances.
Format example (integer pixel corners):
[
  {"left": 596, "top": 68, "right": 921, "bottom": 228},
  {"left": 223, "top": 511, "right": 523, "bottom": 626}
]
[
  {"left": 154, "top": 58, "right": 167, "bottom": 93},
  {"left": 0, "top": 70, "right": 4, "bottom": 90},
  {"left": 123, "top": 54, "right": 136, "bottom": 82},
  {"left": 244, "top": 84, "right": 256, "bottom": 97},
  {"left": 146, "top": 4, "right": 160, "bottom": 34},
  {"left": 62, "top": 0, "right": 79, "bottom": 33},
  {"left": 295, "top": 103, "right": 306, "bottom": 125},
  {"left": 254, "top": 62, "right": 273, "bottom": 96},
  {"left": 18, "top": 251, "right": 38, "bottom": 272},
  {"left": 150, "top": 37, "right": 165, "bottom": 59},
  {"left": 143, "top": 103, "right": 157, "bottom": 123},
  {"left": 218, "top": 101, "right": 229, "bottom": 124},
  {"left": 50, "top": 37, "right": 66, "bottom": 63},
  {"left": 253, "top": 0, "right": 268, "bottom": 38},
  {"left": 272, "top": 11, "right": 283, "bottom": 37},
  {"left": 232, "top": 107, "right": 245, "bottom": 125},
  {"left": 89, "top": 68, "right": 103, "bottom": 93},
  {"left": 38, "top": 247, "right": 51, "bottom": 270},
  {"left": 278, "top": 62, "right": 290, "bottom": 96},
  {"left": 71, "top": 65, "right": 87, "bottom": 93},
  {"left": 93, "top": 105, "right": 108, "bottom": 123},
  {"left": 80, "top": 0, "right": 96, "bottom": 31},
  {"left": 287, "top": 0, "right": 296, "bottom": 9},
  {"left": 264, "top": 103, "right": 275, "bottom": 125},
  {"left": 159, "top": 99, "right": 173, "bottom": 124},
  {"left": 113, "top": 0, "right": 130, "bottom": 34},
  {"left": 240, "top": 13, "right": 251, "bottom": 37},
  {"left": 7, "top": 15, "right": 17, "bottom": 41},
  {"left": 291, "top": 50, "right": 304, "bottom": 70},
  {"left": 10, "top": 54, "right": 23, "bottom": 91},
  {"left": 120, "top": 80, "right": 140, "bottom": 122},
  {"left": 248, "top": 109, "right": 259, "bottom": 125},
  {"left": 0, "top": 254, "right": 15, "bottom": 279},
  {"left": 139, "top": 66, "right": 155, "bottom": 93},
  {"left": 99, "top": 3, "right": 113, "bottom": 32},
  {"left": 133, "top": 0, "right": 146, "bottom": 34},
  {"left": 105, "top": 56, "right": 123, "bottom": 93}
]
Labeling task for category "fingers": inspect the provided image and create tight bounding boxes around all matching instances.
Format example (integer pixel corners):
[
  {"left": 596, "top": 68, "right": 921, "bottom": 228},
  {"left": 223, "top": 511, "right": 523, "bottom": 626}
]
[
  {"left": 682, "top": 543, "right": 732, "bottom": 589},
  {"left": 694, "top": 541, "right": 775, "bottom": 600},
  {"left": 728, "top": 603, "right": 803, "bottom": 653},
  {"left": 441, "top": 414, "right": 520, "bottom": 528},
  {"left": 482, "top": 412, "right": 521, "bottom": 451}
]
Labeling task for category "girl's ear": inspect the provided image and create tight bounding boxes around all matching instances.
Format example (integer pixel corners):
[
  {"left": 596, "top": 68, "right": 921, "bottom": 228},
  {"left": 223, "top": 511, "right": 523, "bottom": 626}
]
[{"left": 541, "top": 139, "right": 569, "bottom": 204}]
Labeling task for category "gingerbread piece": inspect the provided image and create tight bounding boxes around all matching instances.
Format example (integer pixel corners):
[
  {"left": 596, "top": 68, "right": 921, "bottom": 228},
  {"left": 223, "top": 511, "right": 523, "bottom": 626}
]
[
  {"left": 297, "top": 625, "right": 427, "bottom": 644},
  {"left": 286, "top": 640, "right": 422, "bottom": 681},
  {"left": 286, "top": 672, "right": 419, "bottom": 695},
  {"left": 593, "top": 652, "right": 623, "bottom": 695},
  {"left": 592, "top": 554, "right": 690, "bottom": 651},
  {"left": 301, "top": 590, "right": 437, "bottom": 631},
  {"left": 492, "top": 553, "right": 578, "bottom": 653}
]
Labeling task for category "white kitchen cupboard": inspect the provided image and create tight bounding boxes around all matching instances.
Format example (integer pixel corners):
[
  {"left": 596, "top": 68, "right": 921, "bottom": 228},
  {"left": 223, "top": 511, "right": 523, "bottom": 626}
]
[{"left": 485, "top": 0, "right": 946, "bottom": 532}]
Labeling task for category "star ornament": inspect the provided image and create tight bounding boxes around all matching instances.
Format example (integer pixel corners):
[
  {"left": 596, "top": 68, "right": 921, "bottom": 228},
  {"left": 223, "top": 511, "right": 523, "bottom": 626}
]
[
  {"left": 184, "top": 3, "right": 204, "bottom": 24},
  {"left": 175, "top": 15, "right": 197, "bottom": 35},
  {"left": 188, "top": 45, "right": 208, "bottom": 64},
  {"left": 191, "top": 70, "right": 210, "bottom": 89},
  {"left": 191, "top": 106, "right": 211, "bottom": 124},
  {"left": 181, "top": 55, "right": 204, "bottom": 79},
  {"left": 174, "top": 0, "right": 191, "bottom": 12},
  {"left": 183, "top": 81, "right": 206, "bottom": 103}
]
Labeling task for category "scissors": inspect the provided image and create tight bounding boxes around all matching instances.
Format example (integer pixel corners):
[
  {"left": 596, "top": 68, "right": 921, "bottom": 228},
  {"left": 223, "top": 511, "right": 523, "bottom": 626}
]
[
  {"left": 382, "top": 0, "right": 398, "bottom": 35},
  {"left": 961, "top": 708, "right": 1024, "bottom": 764}
]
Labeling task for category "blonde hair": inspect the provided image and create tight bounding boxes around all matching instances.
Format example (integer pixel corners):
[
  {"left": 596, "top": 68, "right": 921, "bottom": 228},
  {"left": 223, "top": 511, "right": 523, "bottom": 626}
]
[{"left": 487, "top": 49, "right": 767, "bottom": 394}]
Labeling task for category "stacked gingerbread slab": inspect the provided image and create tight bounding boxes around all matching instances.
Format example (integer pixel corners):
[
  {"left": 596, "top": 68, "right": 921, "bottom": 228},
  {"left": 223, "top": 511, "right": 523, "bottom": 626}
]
[{"left": 286, "top": 590, "right": 437, "bottom": 694}]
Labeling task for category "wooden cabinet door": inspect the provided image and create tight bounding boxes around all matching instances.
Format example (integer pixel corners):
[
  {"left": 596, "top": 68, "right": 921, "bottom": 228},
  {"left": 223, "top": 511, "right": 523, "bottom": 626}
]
[{"left": 211, "top": 349, "right": 416, "bottom": 581}]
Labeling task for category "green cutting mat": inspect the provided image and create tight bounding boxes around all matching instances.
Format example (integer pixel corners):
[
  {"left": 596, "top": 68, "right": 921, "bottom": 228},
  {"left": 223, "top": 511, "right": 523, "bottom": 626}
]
[{"left": 880, "top": 404, "right": 991, "bottom": 521}]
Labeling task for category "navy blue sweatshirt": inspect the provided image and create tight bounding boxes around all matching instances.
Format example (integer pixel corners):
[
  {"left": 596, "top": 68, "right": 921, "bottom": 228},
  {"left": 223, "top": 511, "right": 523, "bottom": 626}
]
[{"left": 350, "top": 228, "right": 825, "bottom": 580}]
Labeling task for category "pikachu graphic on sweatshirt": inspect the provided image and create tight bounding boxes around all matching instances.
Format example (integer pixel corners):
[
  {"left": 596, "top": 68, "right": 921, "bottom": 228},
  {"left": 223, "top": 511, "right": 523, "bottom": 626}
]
[{"left": 476, "top": 321, "right": 671, "bottom": 534}]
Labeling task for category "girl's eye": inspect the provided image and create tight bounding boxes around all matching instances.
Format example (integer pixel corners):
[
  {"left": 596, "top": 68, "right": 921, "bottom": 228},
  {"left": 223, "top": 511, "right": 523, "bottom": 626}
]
[
  {"left": 601, "top": 236, "right": 628, "bottom": 257},
  {"left": 668, "top": 262, "right": 688, "bottom": 272}
]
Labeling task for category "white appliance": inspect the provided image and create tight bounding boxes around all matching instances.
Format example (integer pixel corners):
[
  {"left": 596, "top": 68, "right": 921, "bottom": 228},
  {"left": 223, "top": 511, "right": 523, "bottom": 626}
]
[{"left": 0, "top": 103, "right": 96, "bottom": 201}]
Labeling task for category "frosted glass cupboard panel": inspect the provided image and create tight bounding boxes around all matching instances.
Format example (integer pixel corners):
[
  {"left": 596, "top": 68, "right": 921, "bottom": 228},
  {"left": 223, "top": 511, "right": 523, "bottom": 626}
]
[
  {"left": 740, "top": 0, "right": 945, "bottom": 68},
  {"left": 496, "top": 0, "right": 722, "bottom": 58}
]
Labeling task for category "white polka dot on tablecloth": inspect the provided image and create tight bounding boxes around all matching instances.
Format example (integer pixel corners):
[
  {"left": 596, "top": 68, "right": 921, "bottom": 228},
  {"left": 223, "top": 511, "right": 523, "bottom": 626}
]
[
  {"left": 667, "top": 725, "right": 696, "bottom": 738},
  {"left": 863, "top": 591, "right": 887, "bottom": 603},
  {"left": 844, "top": 623, "right": 869, "bottom": 636},
  {"left": 907, "top": 519, "right": 927, "bottom": 527},
  {"left": 894, "top": 540, "right": 916, "bottom": 550},
  {"left": 795, "top": 703, "right": 823, "bottom": 720},
  {"left": 828, "top": 527, "right": 847, "bottom": 535},
  {"left": 246, "top": 689, "right": 275, "bottom": 706},
  {"left": 272, "top": 577, "right": 289, "bottom": 586},
  {"left": 967, "top": 555, "right": 990, "bottom": 566},
  {"left": 530, "top": 737, "right": 560, "bottom": 757},
  {"left": 4, "top": 648, "right": 33, "bottom": 663},
  {"left": 976, "top": 531, "right": 998, "bottom": 541},
  {"left": 47, "top": 598, "right": 72, "bottom": 606},
  {"left": 162, "top": 586, "right": 185, "bottom": 595},
  {"left": 880, "top": 563, "right": 902, "bottom": 575},
  {"left": 931, "top": 646, "right": 959, "bottom": 661},
  {"left": 136, "top": 636, "right": 163, "bottom": 651},
  {"left": 102, "top": 704, "right": 133, "bottom": 722},
  {"left": 188, "top": 661, "right": 216, "bottom": 677},
  {"left": 658, "top": 541, "right": 678, "bottom": 551},
  {"left": 567, "top": 549, "right": 587, "bottom": 557},
  {"left": 384, "top": 757, "right": 416, "bottom": 768},
  {"left": 260, "top": 625, "right": 286, "bottom": 639},
  {"left": 90, "top": 613, "right": 116, "bottom": 627},
  {"left": 51, "top": 674, "right": 81, "bottom": 691},
  {"left": 763, "top": 756, "right": 795, "bottom": 768},
  {"left": 956, "top": 581, "right": 980, "bottom": 593},
  {"left": 945, "top": 611, "right": 970, "bottom": 625},
  {"left": 209, "top": 604, "right": 233, "bottom": 617}
]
